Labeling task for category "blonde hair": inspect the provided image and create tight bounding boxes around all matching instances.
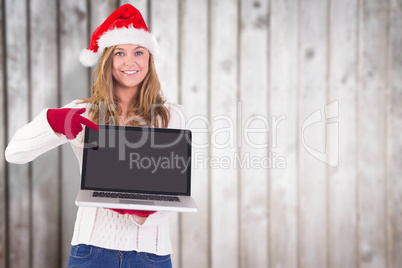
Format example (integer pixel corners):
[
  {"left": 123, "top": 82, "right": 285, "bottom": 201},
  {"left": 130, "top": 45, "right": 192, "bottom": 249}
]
[{"left": 81, "top": 46, "right": 170, "bottom": 128}]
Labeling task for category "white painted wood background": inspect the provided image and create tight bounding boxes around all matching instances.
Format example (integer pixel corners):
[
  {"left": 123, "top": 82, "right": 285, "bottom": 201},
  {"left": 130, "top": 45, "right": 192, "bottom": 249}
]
[{"left": 1, "top": 0, "right": 401, "bottom": 267}]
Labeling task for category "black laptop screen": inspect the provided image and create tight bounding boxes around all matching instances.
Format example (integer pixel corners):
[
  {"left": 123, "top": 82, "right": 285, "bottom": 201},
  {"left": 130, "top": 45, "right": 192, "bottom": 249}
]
[{"left": 81, "top": 125, "right": 192, "bottom": 195}]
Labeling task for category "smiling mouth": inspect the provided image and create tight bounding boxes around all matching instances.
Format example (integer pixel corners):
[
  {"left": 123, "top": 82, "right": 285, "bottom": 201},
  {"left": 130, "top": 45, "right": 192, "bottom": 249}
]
[{"left": 122, "top": 71, "right": 138, "bottom": 74}]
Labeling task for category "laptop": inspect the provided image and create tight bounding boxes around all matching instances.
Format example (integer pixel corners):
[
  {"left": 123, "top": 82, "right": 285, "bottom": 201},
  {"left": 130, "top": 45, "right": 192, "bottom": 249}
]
[{"left": 75, "top": 124, "right": 197, "bottom": 212}]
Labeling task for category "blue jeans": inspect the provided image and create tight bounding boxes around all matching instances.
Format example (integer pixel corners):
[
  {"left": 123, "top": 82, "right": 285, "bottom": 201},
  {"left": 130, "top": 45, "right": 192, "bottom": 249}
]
[{"left": 68, "top": 244, "right": 172, "bottom": 268}]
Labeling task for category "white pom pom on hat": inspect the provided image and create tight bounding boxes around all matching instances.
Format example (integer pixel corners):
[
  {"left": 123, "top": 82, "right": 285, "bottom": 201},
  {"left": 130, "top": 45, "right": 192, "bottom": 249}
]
[
  {"left": 79, "top": 49, "right": 98, "bottom": 67},
  {"left": 79, "top": 4, "right": 158, "bottom": 67}
]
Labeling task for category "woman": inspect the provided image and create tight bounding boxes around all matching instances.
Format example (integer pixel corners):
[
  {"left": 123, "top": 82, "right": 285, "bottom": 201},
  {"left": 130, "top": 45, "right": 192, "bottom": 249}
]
[{"left": 5, "top": 4, "right": 184, "bottom": 268}]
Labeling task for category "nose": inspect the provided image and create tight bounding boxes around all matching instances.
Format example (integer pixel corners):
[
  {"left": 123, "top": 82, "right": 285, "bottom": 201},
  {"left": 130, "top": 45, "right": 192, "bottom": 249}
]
[{"left": 124, "top": 54, "right": 137, "bottom": 67}]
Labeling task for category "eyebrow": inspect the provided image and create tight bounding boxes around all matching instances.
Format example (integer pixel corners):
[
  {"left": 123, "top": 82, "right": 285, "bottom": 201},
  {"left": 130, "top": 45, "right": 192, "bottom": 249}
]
[{"left": 114, "top": 46, "right": 144, "bottom": 51}]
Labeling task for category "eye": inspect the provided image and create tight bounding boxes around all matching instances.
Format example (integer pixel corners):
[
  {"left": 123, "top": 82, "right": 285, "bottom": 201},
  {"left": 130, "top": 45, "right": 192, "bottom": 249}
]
[
  {"left": 115, "top": 51, "right": 124, "bottom": 56},
  {"left": 135, "top": 51, "right": 143, "bottom": 56}
]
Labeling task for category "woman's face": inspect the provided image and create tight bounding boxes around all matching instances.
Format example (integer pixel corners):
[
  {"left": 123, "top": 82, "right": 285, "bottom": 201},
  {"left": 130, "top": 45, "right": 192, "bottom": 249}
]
[{"left": 112, "top": 44, "right": 149, "bottom": 94}]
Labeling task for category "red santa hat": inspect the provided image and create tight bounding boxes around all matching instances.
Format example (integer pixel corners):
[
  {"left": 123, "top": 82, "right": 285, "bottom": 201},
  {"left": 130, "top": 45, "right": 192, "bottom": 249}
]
[{"left": 79, "top": 4, "right": 158, "bottom": 67}]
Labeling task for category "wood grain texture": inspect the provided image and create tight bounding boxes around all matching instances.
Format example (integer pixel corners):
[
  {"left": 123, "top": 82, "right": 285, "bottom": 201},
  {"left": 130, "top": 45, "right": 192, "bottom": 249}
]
[
  {"left": 149, "top": 1, "right": 181, "bottom": 266},
  {"left": 357, "top": 0, "right": 388, "bottom": 267},
  {"left": 298, "top": 0, "right": 329, "bottom": 267},
  {"left": 29, "top": 0, "right": 60, "bottom": 267},
  {"left": 387, "top": 0, "right": 402, "bottom": 267},
  {"left": 328, "top": 0, "right": 358, "bottom": 267},
  {"left": 0, "top": 0, "right": 6, "bottom": 266},
  {"left": 151, "top": 0, "right": 179, "bottom": 102},
  {"left": 209, "top": 0, "right": 239, "bottom": 267},
  {"left": 269, "top": 0, "right": 299, "bottom": 267},
  {"left": 239, "top": 0, "right": 269, "bottom": 267},
  {"left": 59, "top": 0, "right": 89, "bottom": 266},
  {"left": 5, "top": 0, "right": 30, "bottom": 267},
  {"left": 180, "top": 0, "right": 209, "bottom": 267}
]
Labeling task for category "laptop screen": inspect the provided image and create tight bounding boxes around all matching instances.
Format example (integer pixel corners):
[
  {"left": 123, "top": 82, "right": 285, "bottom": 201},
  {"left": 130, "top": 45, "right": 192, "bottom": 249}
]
[{"left": 81, "top": 125, "right": 192, "bottom": 196}]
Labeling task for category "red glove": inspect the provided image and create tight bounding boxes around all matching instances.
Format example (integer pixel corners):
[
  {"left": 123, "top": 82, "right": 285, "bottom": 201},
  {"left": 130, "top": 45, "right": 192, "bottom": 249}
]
[
  {"left": 47, "top": 108, "right": 99, "bottom": 139},
  {"left": 110, "top": 209, "right": 156, "bottom": 217}
]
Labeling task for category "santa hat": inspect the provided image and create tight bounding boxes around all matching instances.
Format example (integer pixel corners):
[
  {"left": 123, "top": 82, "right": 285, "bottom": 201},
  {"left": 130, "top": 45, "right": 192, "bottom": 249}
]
[{"left": 79, "top": 4, "right": 158, "bottom": 67}]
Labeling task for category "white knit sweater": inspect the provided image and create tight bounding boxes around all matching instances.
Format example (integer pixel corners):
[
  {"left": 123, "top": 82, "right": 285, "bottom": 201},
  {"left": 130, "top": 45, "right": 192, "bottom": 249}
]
[{"left": 5, "top": 99, "right": 187, "bottom": 255}]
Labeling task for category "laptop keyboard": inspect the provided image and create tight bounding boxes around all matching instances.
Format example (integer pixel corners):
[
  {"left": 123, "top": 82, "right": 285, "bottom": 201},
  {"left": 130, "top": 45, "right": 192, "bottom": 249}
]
[{"left": 93, "top": 191, "right": 180, "bottom": 202}]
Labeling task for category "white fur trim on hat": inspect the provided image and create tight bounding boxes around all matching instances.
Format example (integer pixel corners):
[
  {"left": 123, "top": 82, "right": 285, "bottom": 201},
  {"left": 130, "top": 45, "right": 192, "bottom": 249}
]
[
  {"left": 79, "top": 49, "right": 99, "bottom": 67},
  {"left": 98, "top": 26, "right": 159, "bottom": 59}
]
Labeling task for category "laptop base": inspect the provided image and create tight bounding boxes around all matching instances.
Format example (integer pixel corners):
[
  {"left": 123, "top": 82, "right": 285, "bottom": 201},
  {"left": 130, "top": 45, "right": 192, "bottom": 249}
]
[{"left": 76, "top": 190, "right": 197, "bottom": 212}]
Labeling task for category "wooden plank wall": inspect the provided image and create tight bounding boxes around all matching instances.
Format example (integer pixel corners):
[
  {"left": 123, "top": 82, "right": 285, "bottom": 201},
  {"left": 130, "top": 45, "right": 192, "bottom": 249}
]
[
  {"left": 328, "top": 0, "right": 358, "bottom": 267},
  {"left": 30, "top": 0, "right": 59, "bottom": 267},
  {"left": 270, "top": 0, "right": 299, "bottom": 267},
  {"left": 1, "top": 0, "right": 401, "bottom": 268},
  {"left": 5, "top": 1, "right": 30, "bottom": 267},
  {"left": 0, "top": 0, "right": 5, "bottom": 267}
]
